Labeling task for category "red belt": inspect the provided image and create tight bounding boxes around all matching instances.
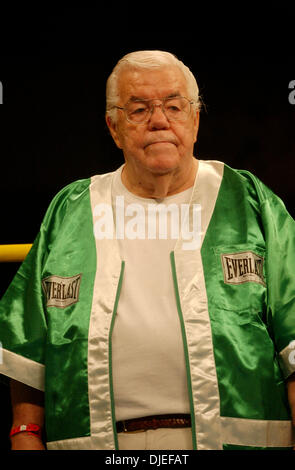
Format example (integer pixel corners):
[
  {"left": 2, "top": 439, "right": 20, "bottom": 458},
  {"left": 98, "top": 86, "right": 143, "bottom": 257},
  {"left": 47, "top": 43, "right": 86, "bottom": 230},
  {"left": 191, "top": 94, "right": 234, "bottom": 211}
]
[{"left": 116, "top": 414, "right": 191, "bottom": 433}]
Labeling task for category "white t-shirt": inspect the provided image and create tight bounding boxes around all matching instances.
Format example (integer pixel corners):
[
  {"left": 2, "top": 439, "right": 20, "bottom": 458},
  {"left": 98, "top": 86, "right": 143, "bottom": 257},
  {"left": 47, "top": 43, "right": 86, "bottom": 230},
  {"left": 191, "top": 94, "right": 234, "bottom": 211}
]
[{"left": 111, "top": 166, "right": 192, "bottom": 421}]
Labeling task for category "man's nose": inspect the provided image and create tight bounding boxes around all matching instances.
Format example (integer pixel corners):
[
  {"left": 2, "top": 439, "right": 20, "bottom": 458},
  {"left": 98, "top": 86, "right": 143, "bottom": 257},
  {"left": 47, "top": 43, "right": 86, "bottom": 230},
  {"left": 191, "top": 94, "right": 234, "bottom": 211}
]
[{"left": 148, "top": 103, "right": 170, "bottom": 129}]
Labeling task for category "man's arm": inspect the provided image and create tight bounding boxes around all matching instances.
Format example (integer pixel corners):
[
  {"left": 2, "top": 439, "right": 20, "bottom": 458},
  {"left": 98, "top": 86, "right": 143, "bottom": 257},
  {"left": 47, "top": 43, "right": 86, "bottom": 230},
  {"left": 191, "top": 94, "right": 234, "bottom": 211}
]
[
  {"left": 10, "top": 379, "right": 45, "bottom": 450},
  {"left": 287, "top": 373, "right": 295, "bottom": 424},
  {"left": 287, "top": 373, "right": 295, "bottom": 449}
]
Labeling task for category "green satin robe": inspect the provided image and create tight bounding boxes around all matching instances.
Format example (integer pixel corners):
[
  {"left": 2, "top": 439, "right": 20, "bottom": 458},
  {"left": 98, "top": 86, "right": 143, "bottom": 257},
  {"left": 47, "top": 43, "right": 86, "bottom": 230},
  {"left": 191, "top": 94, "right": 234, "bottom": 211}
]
[{"left": 0, "top": 160, "right": 294, "bottom": 449}]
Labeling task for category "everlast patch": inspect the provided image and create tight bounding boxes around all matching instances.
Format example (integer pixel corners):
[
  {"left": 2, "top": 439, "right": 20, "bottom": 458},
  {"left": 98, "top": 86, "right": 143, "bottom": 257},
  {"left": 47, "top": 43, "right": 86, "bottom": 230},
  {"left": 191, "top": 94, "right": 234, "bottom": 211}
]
[
  {"left": 42, "top": 274, "right": 82, "bottom": 308},
  {"left": 221, "top": 251, "right": 265, "bottom": 286}
]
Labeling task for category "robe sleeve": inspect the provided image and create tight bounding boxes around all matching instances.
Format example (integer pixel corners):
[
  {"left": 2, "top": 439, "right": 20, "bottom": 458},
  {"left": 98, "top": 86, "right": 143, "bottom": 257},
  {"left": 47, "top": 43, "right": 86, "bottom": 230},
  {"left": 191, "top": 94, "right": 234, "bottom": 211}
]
[
  {"left": 261, "top": 190, "right": 295, "bottom": 379},
  {"left": 0, "top": 180, "right": 80, "bottom": 390},
  {"left": 0, "top": 230, "right": 48, "bottom": 391},
  {"left": 238, "top": 170, "right": 295, "bottom": 380}
]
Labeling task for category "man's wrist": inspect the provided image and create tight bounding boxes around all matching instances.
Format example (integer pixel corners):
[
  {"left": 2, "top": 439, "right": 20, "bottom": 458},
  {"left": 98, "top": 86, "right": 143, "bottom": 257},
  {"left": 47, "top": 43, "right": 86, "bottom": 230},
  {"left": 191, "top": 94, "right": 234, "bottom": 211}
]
[{"left": 10, "top": 423, "right": 42, "bottom": 439}]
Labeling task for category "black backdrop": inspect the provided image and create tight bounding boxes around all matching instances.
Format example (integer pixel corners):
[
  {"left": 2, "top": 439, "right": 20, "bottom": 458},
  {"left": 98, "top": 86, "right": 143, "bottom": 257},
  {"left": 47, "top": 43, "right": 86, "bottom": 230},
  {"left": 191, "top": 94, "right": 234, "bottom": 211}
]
[{"left": 0, "top": 6, "right": 294, "bottom": 451}]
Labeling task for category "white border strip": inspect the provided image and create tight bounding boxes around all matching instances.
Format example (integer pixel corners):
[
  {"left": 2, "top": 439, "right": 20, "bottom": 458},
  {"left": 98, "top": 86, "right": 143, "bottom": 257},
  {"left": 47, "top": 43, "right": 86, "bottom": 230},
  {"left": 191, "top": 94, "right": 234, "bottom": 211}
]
[
  {"left": 174, "top": 160, "right": 224, "bottom": 450},
  {"left": 47, "top": 417, "right": 294, "bottom": 449},
  {"left": 87, "top": 170, "right": 122, "bottom": 450},
  {"left": 0, "top": 348, "right": 45, "bottom": 391},
  {"left": 47, "top": 436, "right": 93, "bottom": 450},
  {"left": 221, "top": 416, "right": 294, "bottom": 447}
]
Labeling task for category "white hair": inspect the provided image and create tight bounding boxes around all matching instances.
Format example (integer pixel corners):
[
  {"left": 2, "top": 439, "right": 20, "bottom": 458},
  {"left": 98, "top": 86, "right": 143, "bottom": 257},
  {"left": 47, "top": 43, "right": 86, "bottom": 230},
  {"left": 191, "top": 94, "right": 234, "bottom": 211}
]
[{"left": 106, "top": 50, "right": 201, "bottom": 123}]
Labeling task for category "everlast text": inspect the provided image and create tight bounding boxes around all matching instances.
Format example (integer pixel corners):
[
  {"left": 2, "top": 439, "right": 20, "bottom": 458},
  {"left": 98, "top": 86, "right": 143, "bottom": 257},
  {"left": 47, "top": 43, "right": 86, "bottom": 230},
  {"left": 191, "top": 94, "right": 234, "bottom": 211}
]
[
  {"left": 42, "top": 273, "right": 82, "bottom": 308},
  {"left": 221, "top": 251, "right": 265, "bottom": 286}
]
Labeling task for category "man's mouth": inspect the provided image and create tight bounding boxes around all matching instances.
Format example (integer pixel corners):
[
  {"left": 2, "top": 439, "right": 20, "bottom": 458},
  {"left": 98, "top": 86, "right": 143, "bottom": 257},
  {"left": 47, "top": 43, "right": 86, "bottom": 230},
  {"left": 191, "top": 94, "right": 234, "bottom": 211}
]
[{"left": 144, "top": 140, "right": 176, "bottom": 148}]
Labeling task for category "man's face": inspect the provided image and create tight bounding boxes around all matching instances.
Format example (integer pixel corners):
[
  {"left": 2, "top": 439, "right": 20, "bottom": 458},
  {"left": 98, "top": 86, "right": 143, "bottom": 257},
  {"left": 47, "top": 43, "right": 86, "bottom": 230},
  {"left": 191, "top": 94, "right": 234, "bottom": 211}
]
[{"left": 107, "top": 66, "right": 199, "bottom": 175}]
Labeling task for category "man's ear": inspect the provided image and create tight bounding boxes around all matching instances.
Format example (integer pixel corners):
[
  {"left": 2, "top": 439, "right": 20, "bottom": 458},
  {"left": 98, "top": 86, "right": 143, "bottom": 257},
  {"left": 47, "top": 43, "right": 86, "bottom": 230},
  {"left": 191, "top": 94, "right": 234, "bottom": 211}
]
[{"left": 106, "top": 115, "right": 123, "bottom": 149}]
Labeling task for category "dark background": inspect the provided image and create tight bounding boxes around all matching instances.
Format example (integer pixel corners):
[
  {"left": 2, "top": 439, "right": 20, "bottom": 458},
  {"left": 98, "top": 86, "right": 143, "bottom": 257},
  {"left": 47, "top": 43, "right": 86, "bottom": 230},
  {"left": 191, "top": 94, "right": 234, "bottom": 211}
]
[{"left": 0, "top": 6, "right": 294, "bottom": 450}]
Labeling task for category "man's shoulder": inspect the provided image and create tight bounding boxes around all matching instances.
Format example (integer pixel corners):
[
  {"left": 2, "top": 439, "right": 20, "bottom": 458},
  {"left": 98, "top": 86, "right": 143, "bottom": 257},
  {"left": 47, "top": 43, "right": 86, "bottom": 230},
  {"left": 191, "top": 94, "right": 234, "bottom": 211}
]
[
  {"left": 216, "top": 161, "right": 291, "bottom": 217},
  {"left": 221, "top": 161, "right": 259, "bottom": 183},
  {"left": 220, "top": 161, "right": 274, "bottom": 202},
  {"left": 42, "top": 169, "right": 118, "bottom": 227},
  {"left": 200, "top": 159, "right": 259, "bottom": 181},
  {"left": 200, "top": 159, "right": 282, "bottom": 207},
  {"left": 52, "top": 169, "right": 118, "bottom": 204},
  {"left": 200, "top": 159, "right": 263, "bottom": 190}
]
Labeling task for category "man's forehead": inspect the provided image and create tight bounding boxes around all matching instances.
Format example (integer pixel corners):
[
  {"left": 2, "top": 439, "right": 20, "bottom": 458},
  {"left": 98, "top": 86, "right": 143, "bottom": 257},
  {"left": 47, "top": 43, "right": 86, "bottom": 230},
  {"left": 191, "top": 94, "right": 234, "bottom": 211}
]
[{"left": 117, "top": 66, "right": 188, "bottom": 100}]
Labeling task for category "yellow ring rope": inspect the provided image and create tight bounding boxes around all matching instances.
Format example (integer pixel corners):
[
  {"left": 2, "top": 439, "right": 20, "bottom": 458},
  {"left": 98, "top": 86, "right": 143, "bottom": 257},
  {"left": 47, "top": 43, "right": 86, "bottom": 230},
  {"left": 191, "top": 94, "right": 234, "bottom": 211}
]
[{"left": 0, "top": 244, "right": 32, "bottom": 263}]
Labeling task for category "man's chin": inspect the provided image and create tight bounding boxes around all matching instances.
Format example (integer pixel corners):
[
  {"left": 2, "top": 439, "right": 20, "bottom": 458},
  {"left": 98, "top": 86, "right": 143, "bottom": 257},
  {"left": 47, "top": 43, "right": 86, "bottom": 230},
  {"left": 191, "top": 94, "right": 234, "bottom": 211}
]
[{"left": 143, "top": 154, "right": 180, "bottom": 175}]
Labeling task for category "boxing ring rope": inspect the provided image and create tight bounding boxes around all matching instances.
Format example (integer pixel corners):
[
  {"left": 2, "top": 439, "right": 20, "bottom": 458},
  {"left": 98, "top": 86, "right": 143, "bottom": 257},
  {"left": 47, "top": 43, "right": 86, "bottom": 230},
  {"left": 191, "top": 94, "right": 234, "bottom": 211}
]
[{"left": 0, "top": 244, "right": 32, "bottom": 262}]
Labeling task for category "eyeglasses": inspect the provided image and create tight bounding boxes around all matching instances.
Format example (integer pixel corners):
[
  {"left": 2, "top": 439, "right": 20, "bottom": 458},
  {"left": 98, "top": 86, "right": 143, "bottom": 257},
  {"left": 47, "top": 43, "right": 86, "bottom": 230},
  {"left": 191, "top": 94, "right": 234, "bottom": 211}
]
[{"left": 112, "top": 96, "right": 194, "bottom": 124}]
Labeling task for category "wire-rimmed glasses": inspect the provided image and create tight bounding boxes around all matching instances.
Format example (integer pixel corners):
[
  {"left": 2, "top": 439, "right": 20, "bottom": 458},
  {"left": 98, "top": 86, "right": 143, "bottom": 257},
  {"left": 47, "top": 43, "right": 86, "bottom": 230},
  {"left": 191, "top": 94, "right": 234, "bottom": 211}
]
[{"left": 113, "top": 96, "right": 194, "bottom": 124}]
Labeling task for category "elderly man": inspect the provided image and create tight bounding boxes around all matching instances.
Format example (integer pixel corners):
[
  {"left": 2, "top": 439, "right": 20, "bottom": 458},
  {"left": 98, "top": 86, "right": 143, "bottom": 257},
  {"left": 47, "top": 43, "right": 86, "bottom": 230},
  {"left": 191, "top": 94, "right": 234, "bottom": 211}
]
[{"left": 1, "top": 50, "right": 295, "bottom": 451}]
